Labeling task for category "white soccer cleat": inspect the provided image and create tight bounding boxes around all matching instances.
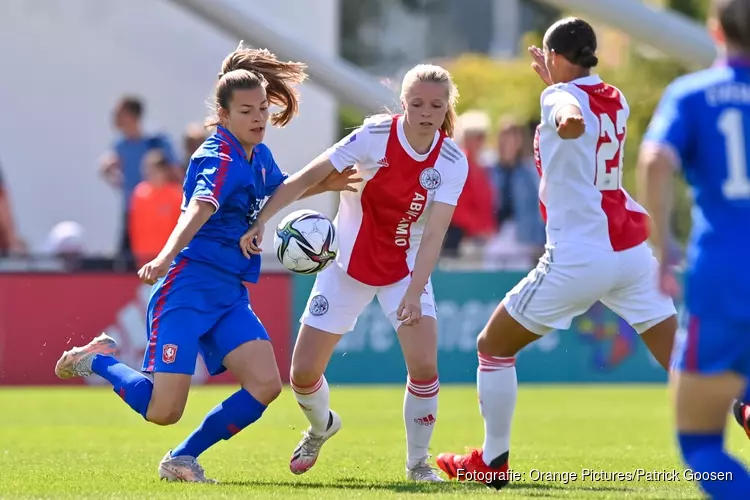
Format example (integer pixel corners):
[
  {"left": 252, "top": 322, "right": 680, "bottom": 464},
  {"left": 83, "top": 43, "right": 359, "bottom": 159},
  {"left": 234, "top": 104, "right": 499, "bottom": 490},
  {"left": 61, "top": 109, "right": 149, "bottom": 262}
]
[
  {"left": 289, "top": 410, "right": 342, "bottom": 475},
  {"left": 54, "top": 333, "right": 118, "bottom": 379},
  {"left": 158, "top": 451, "right": 217, "bottom": 483},
  {"left": 406, "top": 457, "right": 445, "bottom": 482}
]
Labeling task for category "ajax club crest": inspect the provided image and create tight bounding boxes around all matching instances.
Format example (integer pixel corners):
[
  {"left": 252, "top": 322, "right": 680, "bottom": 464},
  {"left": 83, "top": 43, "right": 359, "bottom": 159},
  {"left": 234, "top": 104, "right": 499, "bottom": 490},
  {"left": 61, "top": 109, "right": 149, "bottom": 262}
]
[{"left": 419, "top": 167, "right": 441, "bottom": 190}]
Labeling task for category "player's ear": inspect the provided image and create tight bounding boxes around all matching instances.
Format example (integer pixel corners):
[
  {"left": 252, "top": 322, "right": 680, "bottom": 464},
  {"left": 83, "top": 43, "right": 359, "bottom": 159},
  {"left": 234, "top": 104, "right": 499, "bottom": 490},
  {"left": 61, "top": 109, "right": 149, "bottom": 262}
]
[
  {"left": 708, "top": 17, "right": 725, "bottom": 46},
  {"left": 218, "top": 106, "right": 229, "bottom": 124}
]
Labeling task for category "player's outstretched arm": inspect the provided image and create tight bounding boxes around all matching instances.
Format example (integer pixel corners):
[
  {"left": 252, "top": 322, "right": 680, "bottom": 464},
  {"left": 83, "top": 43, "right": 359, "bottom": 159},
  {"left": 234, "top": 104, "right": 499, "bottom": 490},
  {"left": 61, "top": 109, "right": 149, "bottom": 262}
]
[
  {"left": 555, "top": 105, "right": 586, "bottom": 139},
  {"left": 259, "top": 152, "right": 338, "bottom": 224},
  {"left": 299, "top": 166, "right": 362, "bottom": 200},
  {"left": 138, "top": 199, "right": 214, "bottom": 284},
  {"left": 240, "top": 153, "right": 340, "bottom": 256}
]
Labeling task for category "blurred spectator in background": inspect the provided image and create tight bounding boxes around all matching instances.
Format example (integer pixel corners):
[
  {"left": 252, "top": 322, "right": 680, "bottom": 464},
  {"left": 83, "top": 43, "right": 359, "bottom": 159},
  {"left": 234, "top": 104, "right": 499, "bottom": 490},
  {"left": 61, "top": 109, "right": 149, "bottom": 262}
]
[
  {"left": 46, "top": 221, "right": 85, "bottom": 271},
  {"left": 182, "top": 123, "right": 209, "bottom": 174},
  {"left": 442, "top": 110, "right": 496, "bottom": 257},
  {"left": 128, "top": 149, "right": 183, "bottom": 267},
  {"left": 484, "top": 115, "right": 545, "bottom": 269},
  {"left": 99, "top": 95, "right": 179, "bottom": 268},
  {"left": 0, "top": 162, "right": 24, "bottom": 256}
]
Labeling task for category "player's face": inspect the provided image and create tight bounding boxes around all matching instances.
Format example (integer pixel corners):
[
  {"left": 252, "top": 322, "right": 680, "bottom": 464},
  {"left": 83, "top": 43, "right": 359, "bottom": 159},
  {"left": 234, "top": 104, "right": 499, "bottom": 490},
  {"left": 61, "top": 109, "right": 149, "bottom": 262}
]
[
  {"left": 113, "top": 107, "right": 137, "bottom": 135},
  {"left": 402, "top": 81, "right": 449, "bottom": 135},
  {"left": 221, "top": 87, "right": 270, "bottom": 147}
]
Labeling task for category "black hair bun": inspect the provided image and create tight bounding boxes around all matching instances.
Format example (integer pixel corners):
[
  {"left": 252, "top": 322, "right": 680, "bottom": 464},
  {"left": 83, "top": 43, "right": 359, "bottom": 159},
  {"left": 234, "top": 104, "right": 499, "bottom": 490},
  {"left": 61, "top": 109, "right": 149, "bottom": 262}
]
[{"left": 577, "top": 46, "right": 599, "bottom": 69}]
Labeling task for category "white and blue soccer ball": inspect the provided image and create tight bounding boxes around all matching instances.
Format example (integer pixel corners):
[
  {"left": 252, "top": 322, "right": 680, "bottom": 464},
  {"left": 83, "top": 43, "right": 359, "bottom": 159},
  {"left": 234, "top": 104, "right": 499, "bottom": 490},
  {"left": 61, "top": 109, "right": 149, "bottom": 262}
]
[{"left": 274, "top": 209, "right": 338, "bottom": 274}]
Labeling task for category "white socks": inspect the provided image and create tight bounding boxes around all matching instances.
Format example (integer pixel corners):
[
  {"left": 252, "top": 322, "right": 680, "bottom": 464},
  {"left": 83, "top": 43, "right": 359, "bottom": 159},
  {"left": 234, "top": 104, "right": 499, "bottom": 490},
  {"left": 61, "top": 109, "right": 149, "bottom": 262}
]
[
  {"left": 292, "top": 375, "right": 331, "bottom": 435},
  {"left": 477, "top": 353, "right": 517, "bottom": 466},
  {"left": 404, "top": 375, "right": 439, "bottom": 468}
]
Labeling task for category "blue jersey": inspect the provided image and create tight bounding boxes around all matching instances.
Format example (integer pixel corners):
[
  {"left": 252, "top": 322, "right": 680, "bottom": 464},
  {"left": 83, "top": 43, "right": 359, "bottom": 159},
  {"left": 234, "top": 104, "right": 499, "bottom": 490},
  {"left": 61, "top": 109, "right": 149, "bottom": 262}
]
[
  {"left": 644, "top": 60, "right": 750, "bottom": 322},
  {"left": 179, "top": 126, "right": 287, "bottom": 283}
]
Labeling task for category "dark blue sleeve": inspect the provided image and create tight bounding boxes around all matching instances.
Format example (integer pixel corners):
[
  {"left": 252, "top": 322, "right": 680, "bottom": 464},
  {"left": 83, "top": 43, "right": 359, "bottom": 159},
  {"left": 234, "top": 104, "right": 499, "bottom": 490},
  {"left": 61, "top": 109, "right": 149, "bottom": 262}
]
[
  {"left": 189, "top": 155, "right": 238, "bottom": 211},
  {"left": 262, "top": 147, "right": 288, "bottom": 197},
  {"left": 643, "top": 83, "right": 691, "bottom": 168}
]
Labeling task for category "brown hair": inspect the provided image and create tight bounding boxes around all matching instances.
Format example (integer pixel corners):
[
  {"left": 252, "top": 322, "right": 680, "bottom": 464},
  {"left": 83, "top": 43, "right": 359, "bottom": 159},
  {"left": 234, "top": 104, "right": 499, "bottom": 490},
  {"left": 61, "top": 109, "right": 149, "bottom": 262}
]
[
  {"left": 207, "top": 42, "right": 308, "bottom": 128},
  {"left": 400, "top": 64, "right": 460, "bottom": 137},
  {"left": 715, "top": 0, "right": 750, "bottom": 52},
  {"left": 117, "top": 95, "right": 144, "bottom": 119}
]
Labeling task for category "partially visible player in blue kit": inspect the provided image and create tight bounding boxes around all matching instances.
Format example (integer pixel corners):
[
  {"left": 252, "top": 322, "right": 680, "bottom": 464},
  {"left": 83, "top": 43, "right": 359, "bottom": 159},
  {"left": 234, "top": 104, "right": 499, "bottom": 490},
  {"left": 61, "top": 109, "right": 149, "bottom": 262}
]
[
  {"left": 55, "top": 44, "right": 357, "bottom": 483},
  {"left": 638, "top": 0, "right": 750, "bottom": 497}
]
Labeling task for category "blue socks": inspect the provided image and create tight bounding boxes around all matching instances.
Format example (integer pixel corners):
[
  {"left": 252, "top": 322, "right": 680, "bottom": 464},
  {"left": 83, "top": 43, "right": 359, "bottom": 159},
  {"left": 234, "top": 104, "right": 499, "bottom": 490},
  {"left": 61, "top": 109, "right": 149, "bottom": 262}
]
[
  {"left": 91, "top": 354, "right": 153, "bottom": 419},
  {"left": 92, "top": 355, "right": 267, "bottom": 458},
  {"left": 172, "top": 388, "right": 267, "bottom": 459},
  {"left": 678, "top": 432, "right": 750, "bottom": 498}
]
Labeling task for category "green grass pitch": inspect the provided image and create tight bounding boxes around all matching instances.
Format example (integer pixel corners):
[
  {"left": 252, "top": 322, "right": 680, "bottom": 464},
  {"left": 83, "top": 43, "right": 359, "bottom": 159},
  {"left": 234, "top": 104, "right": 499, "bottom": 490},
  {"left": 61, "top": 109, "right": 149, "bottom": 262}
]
[{"left": 1, "top": 384, "right": 746, "bottom": 499}]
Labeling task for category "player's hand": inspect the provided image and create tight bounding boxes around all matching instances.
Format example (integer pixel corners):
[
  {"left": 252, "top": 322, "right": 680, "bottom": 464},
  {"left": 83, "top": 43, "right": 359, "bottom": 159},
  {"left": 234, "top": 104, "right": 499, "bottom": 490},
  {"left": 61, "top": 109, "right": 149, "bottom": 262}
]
[
  {"left": 321, "top": 166, "right": 363, "bottom": 193},
  {"left": 397, "top": 289, "right": 423, "bottom": 327},
  {"left": 528, "top": 45, "right": 553, "bottom": 86},
  {"left": 138, "top": 257, "right": 171, "bottom": 285},
  {"left": 557, "top": 115, "right": 586, "bottom": 139},
  {"left": 240, "top": 221, "right": 265, "bottom": 258},
  {"left": 659, "top": 263, "right": 682, "bottom": 298}
]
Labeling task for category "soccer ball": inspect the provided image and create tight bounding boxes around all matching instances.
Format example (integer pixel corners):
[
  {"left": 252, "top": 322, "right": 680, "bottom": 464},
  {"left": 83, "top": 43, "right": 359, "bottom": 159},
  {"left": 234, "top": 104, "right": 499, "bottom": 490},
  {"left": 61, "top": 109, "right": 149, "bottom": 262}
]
[{"left": 274, "top": 209, "right": 338, "bottom": 274}]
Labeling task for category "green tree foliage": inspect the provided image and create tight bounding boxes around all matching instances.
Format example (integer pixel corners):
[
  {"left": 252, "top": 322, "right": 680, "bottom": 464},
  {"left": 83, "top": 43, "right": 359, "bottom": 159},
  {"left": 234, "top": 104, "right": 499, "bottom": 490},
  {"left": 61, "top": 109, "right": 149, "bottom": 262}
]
[
  {"left": 336, "top": 45, "right": 693, "bottom": 241},
  {"left": 667, "top": 0, "right": 708, "bottom": 22}
]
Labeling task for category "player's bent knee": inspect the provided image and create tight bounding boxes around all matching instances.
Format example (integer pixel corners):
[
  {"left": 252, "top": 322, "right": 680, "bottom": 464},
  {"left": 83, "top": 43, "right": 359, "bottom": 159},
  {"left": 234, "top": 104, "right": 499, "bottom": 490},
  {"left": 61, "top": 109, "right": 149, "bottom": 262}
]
[
  {"left": 147, "top": 404, "right": 185, "bottom": 426},
  {"left": 476, "top": 309, "right": 542, "bottom": 357},
  {"left": 290, "top": 366, "right": 323, "bottom": 388},
  {"left": 244, "top": 373, "right": 283, "bottom": 406},
  {"left": 477, "top": 329, "right": 521, "bottom": 358}
]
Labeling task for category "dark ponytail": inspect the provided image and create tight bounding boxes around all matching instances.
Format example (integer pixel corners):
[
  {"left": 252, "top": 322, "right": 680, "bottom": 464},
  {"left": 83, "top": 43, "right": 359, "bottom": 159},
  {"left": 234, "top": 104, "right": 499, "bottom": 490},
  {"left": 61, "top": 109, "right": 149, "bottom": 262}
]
[{"left": 544, "top": 17, "right": 599, "bottom": 69}]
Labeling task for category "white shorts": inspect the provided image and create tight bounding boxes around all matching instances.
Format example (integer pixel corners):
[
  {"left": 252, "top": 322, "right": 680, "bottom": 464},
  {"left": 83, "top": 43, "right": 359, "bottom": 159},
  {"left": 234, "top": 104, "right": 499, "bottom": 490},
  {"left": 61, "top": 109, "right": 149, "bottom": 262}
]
[
  {"left": 300, "top": 263, "right": 437, "bottom": 335},
  {"left": 503, "top": 242, "right": 677, "bottom": 336}
]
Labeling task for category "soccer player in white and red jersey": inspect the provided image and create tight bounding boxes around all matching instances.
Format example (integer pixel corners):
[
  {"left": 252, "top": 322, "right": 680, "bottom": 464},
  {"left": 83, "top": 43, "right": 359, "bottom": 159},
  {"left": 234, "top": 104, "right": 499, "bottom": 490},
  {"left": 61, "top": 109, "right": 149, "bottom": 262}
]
[
  {"left": 435, "top": 18, "right": 679, "bottom": 490},
  {"left": 240, "top": 64, "right": 468, "bottom": 481}
]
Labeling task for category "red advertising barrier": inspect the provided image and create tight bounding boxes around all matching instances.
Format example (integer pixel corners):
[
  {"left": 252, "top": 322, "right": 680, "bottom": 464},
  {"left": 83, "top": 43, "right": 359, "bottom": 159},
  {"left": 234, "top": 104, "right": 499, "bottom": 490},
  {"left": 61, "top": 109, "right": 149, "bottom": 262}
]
[{"left": 0, "top": 272, "right": 291, "bottom": 385}]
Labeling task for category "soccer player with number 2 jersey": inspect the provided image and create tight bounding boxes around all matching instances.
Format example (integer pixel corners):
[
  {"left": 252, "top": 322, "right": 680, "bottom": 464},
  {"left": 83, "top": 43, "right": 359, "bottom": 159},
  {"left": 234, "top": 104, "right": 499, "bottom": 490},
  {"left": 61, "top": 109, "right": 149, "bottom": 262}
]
[{"left": 436, "top": 17, "right": 681, "bottom": 490}]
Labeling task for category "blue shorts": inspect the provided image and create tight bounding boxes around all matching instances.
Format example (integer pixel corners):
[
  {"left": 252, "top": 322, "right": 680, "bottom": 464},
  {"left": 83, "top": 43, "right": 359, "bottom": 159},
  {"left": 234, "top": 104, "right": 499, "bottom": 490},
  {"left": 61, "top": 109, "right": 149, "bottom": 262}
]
[
  {"left": 672, "top": 311, "right": 750, "bottom": 378},
  {"left": 141, "top": 257, "right": 270, "bottom": 376}
]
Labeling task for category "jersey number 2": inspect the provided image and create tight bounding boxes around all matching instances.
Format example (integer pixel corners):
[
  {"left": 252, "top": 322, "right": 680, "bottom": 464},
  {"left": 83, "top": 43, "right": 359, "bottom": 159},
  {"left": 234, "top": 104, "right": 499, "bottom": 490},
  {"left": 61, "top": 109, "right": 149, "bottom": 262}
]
[
  {"left": 595, "top": 110, "right": 627, "bottom": 191},
  {"left": 718, "top": 108, "right": 750, "bottom": 199}
]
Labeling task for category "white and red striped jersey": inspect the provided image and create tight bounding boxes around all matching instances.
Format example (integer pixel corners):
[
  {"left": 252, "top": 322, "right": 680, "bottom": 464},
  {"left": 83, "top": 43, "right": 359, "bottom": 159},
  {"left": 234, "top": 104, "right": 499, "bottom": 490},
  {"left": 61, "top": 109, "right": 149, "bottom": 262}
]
[
  {"left": 534, "top": 74, "right": 649, "bottom": 251},
  {"left": 326, "top": 114, "right": 469, "bottom": 287}
]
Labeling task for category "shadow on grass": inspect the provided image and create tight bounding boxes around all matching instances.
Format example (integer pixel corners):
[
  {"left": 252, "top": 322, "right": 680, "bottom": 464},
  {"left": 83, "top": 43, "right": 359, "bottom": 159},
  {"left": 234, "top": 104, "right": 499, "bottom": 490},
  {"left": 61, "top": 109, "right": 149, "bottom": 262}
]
[{"left": 221, "top": 476, "right": 633, "bottom": 494}]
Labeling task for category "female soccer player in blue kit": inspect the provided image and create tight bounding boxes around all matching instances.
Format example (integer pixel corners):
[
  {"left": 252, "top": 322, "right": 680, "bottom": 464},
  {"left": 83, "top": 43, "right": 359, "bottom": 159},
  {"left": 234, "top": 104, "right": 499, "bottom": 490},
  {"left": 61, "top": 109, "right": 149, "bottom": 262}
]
[
  {"left": 54, "top": 44, "right": 357, "bottom": 483},
  {"left": 638, "top": 0, "right": 750, "bottom": 497}
]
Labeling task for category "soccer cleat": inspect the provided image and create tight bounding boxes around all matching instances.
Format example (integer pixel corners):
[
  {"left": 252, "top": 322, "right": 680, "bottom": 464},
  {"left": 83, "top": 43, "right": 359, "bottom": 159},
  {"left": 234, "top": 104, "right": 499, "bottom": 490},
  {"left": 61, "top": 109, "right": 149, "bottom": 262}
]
[
  {"left": 733, "top": 400, "right": 750, "bottom": 439},
  {"left": 436, "top": 448, "right": 510, "bottom": 490},
  {"left": 406, "top": 457, "right": 444, "bottom": 482},
  {"left": 158, "top": 451, "right": 217, "bottom": 483},
  {"left": 54, "top": 333, "right": 118, "bottom": 379},
  {"left": 289, "top": 410, "right": 342, "bottom": 475}
]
